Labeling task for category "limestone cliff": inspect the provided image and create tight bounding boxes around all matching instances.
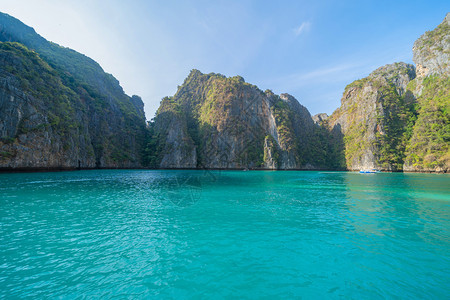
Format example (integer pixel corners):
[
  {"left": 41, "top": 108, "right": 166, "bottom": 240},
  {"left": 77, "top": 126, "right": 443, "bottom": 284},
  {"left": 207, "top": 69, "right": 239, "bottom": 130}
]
[
  {"left": 0, "top": 43, "right": 95, "bottom": 168},
  {"left": 312, "top": 113, "right": 328, "bottom": 124},
  {"left": 147, "top": 70, "right": 327, "bottom": 169},
  {"left": 150, "top": 13, "right": 449, "bottom": 172},
  {"left": 403, "top": 13, "right": 450, "bottom": 172},
  {"left": 1, "top": 11, "right": 448, "bottom": 172},
  {"left": 412, "top": 13, "right": 450, "bottom": 78},
  {"left": 0, "top": 13, "right": 147, "bottom": 169},
  {"left": 326, "top": 13, "right": 449, "bottom": 172},
  {"left": 328, "top": 63, "right": 416, "bottom": 171}
]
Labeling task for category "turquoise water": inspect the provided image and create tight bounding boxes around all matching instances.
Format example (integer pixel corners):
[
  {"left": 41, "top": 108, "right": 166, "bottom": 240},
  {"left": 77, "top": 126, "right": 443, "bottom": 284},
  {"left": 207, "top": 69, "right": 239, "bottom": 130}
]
[{"left": 0, "top": 170, "right": 449, "bottom": 298}]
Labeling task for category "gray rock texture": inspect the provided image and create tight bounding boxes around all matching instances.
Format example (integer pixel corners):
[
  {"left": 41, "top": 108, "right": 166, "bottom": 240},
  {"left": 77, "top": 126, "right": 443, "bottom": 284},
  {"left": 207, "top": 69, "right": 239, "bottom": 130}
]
[
  {"left": 1, "top": 11, "right": 448, "bottom": 173},
  {"left": 413, "top": 13, "right": 450, "bottom": 78},
  {"left": 0, "top": 13, "right": 147, "bottom": 170},
  {"left": 403, "top": 13, "right": 450, "bottom": 173},
  {"left": 312, "top": 113, "right": 328, "bottom": 124},
  {"left": 327, "top": 63, "right": 416, "bottom": 171},
  {"left": 0, "top": 74, "right": 96, "bottom": 169},
  {"left": 152, "top": 71, "right": 322, "bottom": 170}
]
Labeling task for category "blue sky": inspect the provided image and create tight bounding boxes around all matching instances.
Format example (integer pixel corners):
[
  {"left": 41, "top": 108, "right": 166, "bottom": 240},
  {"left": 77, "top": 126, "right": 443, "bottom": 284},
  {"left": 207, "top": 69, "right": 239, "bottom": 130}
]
[{"left": 0, "top": 0, "right": 448, "bottom": 118}]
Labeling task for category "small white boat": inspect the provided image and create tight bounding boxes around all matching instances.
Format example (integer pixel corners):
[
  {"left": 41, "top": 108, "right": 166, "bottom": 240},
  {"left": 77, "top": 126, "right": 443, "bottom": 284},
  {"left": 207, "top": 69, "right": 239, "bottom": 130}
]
[{"left": 359, "top": 169, "right": 380, "bottom": 174}]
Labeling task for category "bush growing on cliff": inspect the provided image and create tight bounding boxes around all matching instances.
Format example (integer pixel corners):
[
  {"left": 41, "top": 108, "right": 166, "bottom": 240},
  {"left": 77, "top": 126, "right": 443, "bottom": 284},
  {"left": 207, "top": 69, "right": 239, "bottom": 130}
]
[
  {"left": 271, "top": 99, "right": 298, "bottom": 153},
  {"left": 142, "top": 121, "right": 164, "bottom": 168},
  {"left": 0, "top": 42, "right": 81, "bottom": 137},
  {"left": 374, "top": 82, "right": 417, "bottom": 170},
  {"left": 404, "top": 76, "right": 450, "bottom": 170}
]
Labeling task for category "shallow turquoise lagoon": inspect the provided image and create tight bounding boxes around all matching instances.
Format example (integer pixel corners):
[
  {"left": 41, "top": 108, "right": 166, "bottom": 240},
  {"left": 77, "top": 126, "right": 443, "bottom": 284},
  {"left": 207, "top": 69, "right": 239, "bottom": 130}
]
[{"left": 0, "top": 170, "right": 449, "bottom": 298}]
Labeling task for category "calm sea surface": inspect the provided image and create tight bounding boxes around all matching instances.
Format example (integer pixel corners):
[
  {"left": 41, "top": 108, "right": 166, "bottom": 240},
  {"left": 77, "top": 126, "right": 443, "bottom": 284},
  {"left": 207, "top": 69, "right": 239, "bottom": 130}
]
[{"left": 0, "top": 170, "right": 449, "bottom": 298}]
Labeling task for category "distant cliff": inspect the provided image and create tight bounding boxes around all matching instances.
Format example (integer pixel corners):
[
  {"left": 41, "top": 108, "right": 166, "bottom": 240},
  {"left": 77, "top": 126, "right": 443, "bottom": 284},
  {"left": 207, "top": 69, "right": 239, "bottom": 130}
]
[
  {"left": 327, "top": 63, "right": 417, "bottom": 171},
  {"left": 327, "top": 13, "right": 449, "bottom": 172},
  {"left": 403, "top": 13, "right": 450, "bottom": 172},
  {"left": 146, "top": 13, "right": 449, "bottom": 172},
  {"left": 0, "top": 12, "right": 147, "bottom": 169},
  {"left": 0, "top": 11, "right": 448, "bottom": 172},
  {"left": 144, "top": 70, "right": 337, "bottom": 170}
]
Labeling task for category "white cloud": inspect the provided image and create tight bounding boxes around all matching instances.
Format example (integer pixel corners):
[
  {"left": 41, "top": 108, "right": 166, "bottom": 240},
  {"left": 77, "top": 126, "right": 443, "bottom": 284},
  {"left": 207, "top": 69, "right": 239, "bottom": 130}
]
[{"left": 294, "top": 21, "right": 311, "bottom": 36}]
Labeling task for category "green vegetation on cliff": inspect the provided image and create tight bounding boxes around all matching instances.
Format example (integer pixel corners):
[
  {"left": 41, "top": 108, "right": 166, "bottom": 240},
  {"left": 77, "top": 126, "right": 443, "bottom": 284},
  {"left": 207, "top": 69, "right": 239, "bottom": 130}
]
[
  {"left": 145, "top": 70, "right": 329, "bottom": 169},
  {"left": 146, "top": 70, "right": 269, "bottom": 169},
  {"left": 1, "top": 11, "right": 448, "bottom": 172},
  {"left": 271, "top": 98, "right": 299, "bottom": 154},
  {"left": 404, "top": 76, "right": 450, "bottom": 170},
  {"left": 329, "top": 57, "right": 449, "bottom": 173},
  {"left": 328, "top": 62, "right": 417, "bottom": 171},
  {"left": 0, "top": 42, "right": 80, "bottom": 139},
  {"left": 0, "top": 12, "right": 147, "bottom": 168},
  {"left": 415, "top": 15, "right": 450, "bottom": 54},
  {"left": 374, "top": 81, "right": 417, "bottom": 170}
]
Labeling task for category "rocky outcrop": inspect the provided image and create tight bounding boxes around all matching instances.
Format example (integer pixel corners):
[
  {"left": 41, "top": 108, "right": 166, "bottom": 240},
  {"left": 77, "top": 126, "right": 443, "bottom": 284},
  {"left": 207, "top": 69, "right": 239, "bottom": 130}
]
[
  {"left": 312, "top": 113, "right": 328, "bottom": 124},
  {"left": 147, "top": 71, "right": 326, "bottom": 169},
  {"left": 1, "top": 11, "right": 448, "bottom": 172},
  {"left": 150, "top": 14, "right": 449, "bottom": 172},
  {"left": 0, "top": 74, "right": 96, "bottom": 169},
  {"left": 325, "top": 13, "right": 449, "bottom": 173},
  {"left": 0, "top": 13, "right": 147, "bottom": 170},
  {"left": 153, "top": 103, "right": 197, "bottom": 169},
  {"left": 327, "top": 63, "right": 416, "bottom": 171},
  {"left": 412, "top": 13, "right": 450, "bottom": 78},
  {"left": 403, "top": 14, "right": 450, "bottom": 173}
]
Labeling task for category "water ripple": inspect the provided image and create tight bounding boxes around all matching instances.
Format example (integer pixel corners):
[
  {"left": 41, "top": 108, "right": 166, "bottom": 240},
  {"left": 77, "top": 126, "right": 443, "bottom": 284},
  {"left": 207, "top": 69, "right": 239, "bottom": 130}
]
[{"left": 0, "top": 170, "right": 449, "bottom": 298}]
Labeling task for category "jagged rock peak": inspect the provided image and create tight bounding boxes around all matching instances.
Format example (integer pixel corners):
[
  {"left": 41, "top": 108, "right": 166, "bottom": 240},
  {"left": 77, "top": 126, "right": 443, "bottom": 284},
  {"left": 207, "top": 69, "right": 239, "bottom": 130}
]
[
  {"left": 279, "top": 93, "right": 313, "bottom": 123},
  {"left": 312, "top": 113, "right": 328, "bottom": 124},
  {"left": 369, "top": 62, "right": 416, "bottom": 81},
  {"left": 186, "top": 69, "right": 204, "bottom": 79},
  {"left": 280, "top": 93, "right": 297, "bottom": 102},
  {"left": 279, "top": 93, "right": 308, "bottom": 111},
  {"left": 130, "top": 95, "right": 145, "bottom": 118},
  {"left": 185, "top": 69, "right": 226, "bottom": 81},
  {"left": 0, "top": 13, "right": 148, "bottom": 170},
  {"left": 343, "top": 62, "right": 416, "bottom": 99},
  {"left": 413, "top": 13, "right": 450, "bottom": 77},
  {"left": 370, "top": 62, "right": 416, "bottom": 95},
  {"left": 328, "top": 60, "right": 420, "bottom": 171},
  {"left": 149, "top": 69, "right": 329, "bottom": 170}
]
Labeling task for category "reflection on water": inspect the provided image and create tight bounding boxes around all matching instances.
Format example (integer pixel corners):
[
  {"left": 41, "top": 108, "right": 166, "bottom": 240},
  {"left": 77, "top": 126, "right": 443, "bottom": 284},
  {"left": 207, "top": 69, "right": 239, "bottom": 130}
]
[
  {"left": 343, "top": 173, "right": 450, "bottom": 239},
  {"left": 0, "top": 170, "right": 449, "bottom": 298}
]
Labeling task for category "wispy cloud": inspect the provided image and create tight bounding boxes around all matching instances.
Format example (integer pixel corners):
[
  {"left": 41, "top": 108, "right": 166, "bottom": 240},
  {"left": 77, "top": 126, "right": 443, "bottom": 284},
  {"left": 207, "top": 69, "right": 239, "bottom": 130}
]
[
  {"left": 261, "top": 63, "right": 367, "bottom": 91},
  {"left": 294, "top": 21, "right": 311, "bottom": 36}
]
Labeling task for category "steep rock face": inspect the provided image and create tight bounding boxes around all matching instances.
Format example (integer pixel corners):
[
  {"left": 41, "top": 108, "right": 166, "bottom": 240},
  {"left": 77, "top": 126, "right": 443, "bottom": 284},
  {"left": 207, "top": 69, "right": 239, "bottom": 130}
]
[
  {"left": 403, "top": 14, "right": 450, "bottom": 172},
  {"left": 153, "top": 100, "right": 197, "bottom": 168},
  {"left": 148, "top": 70, "right": 324, "bottom": 169},
  {"left": 325, "top": 13, "right": 450, "bottom": 173},
  {"left": 403, "top": 76, "right": 449, "bottom": 172},
  {"left": 312, "top": 113, "right": 328, "bottom": 124},
  {"left": 1, "top": 11, "right": 447, "bottom": 172},
  {"left": 0, "top": 13, "right": 147, "bottom": 169},
  {"left": 328, "top": 63, "right": 416, "bottom": 171},
  {"left": 0, "top": 43, "right": 95, "bottom": 168},
  {"left": 278, "top": 93, "right": 316, "bottom": 168},
  {"left": 413, "top": 13, "right": 450, "bottom": 78}
]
